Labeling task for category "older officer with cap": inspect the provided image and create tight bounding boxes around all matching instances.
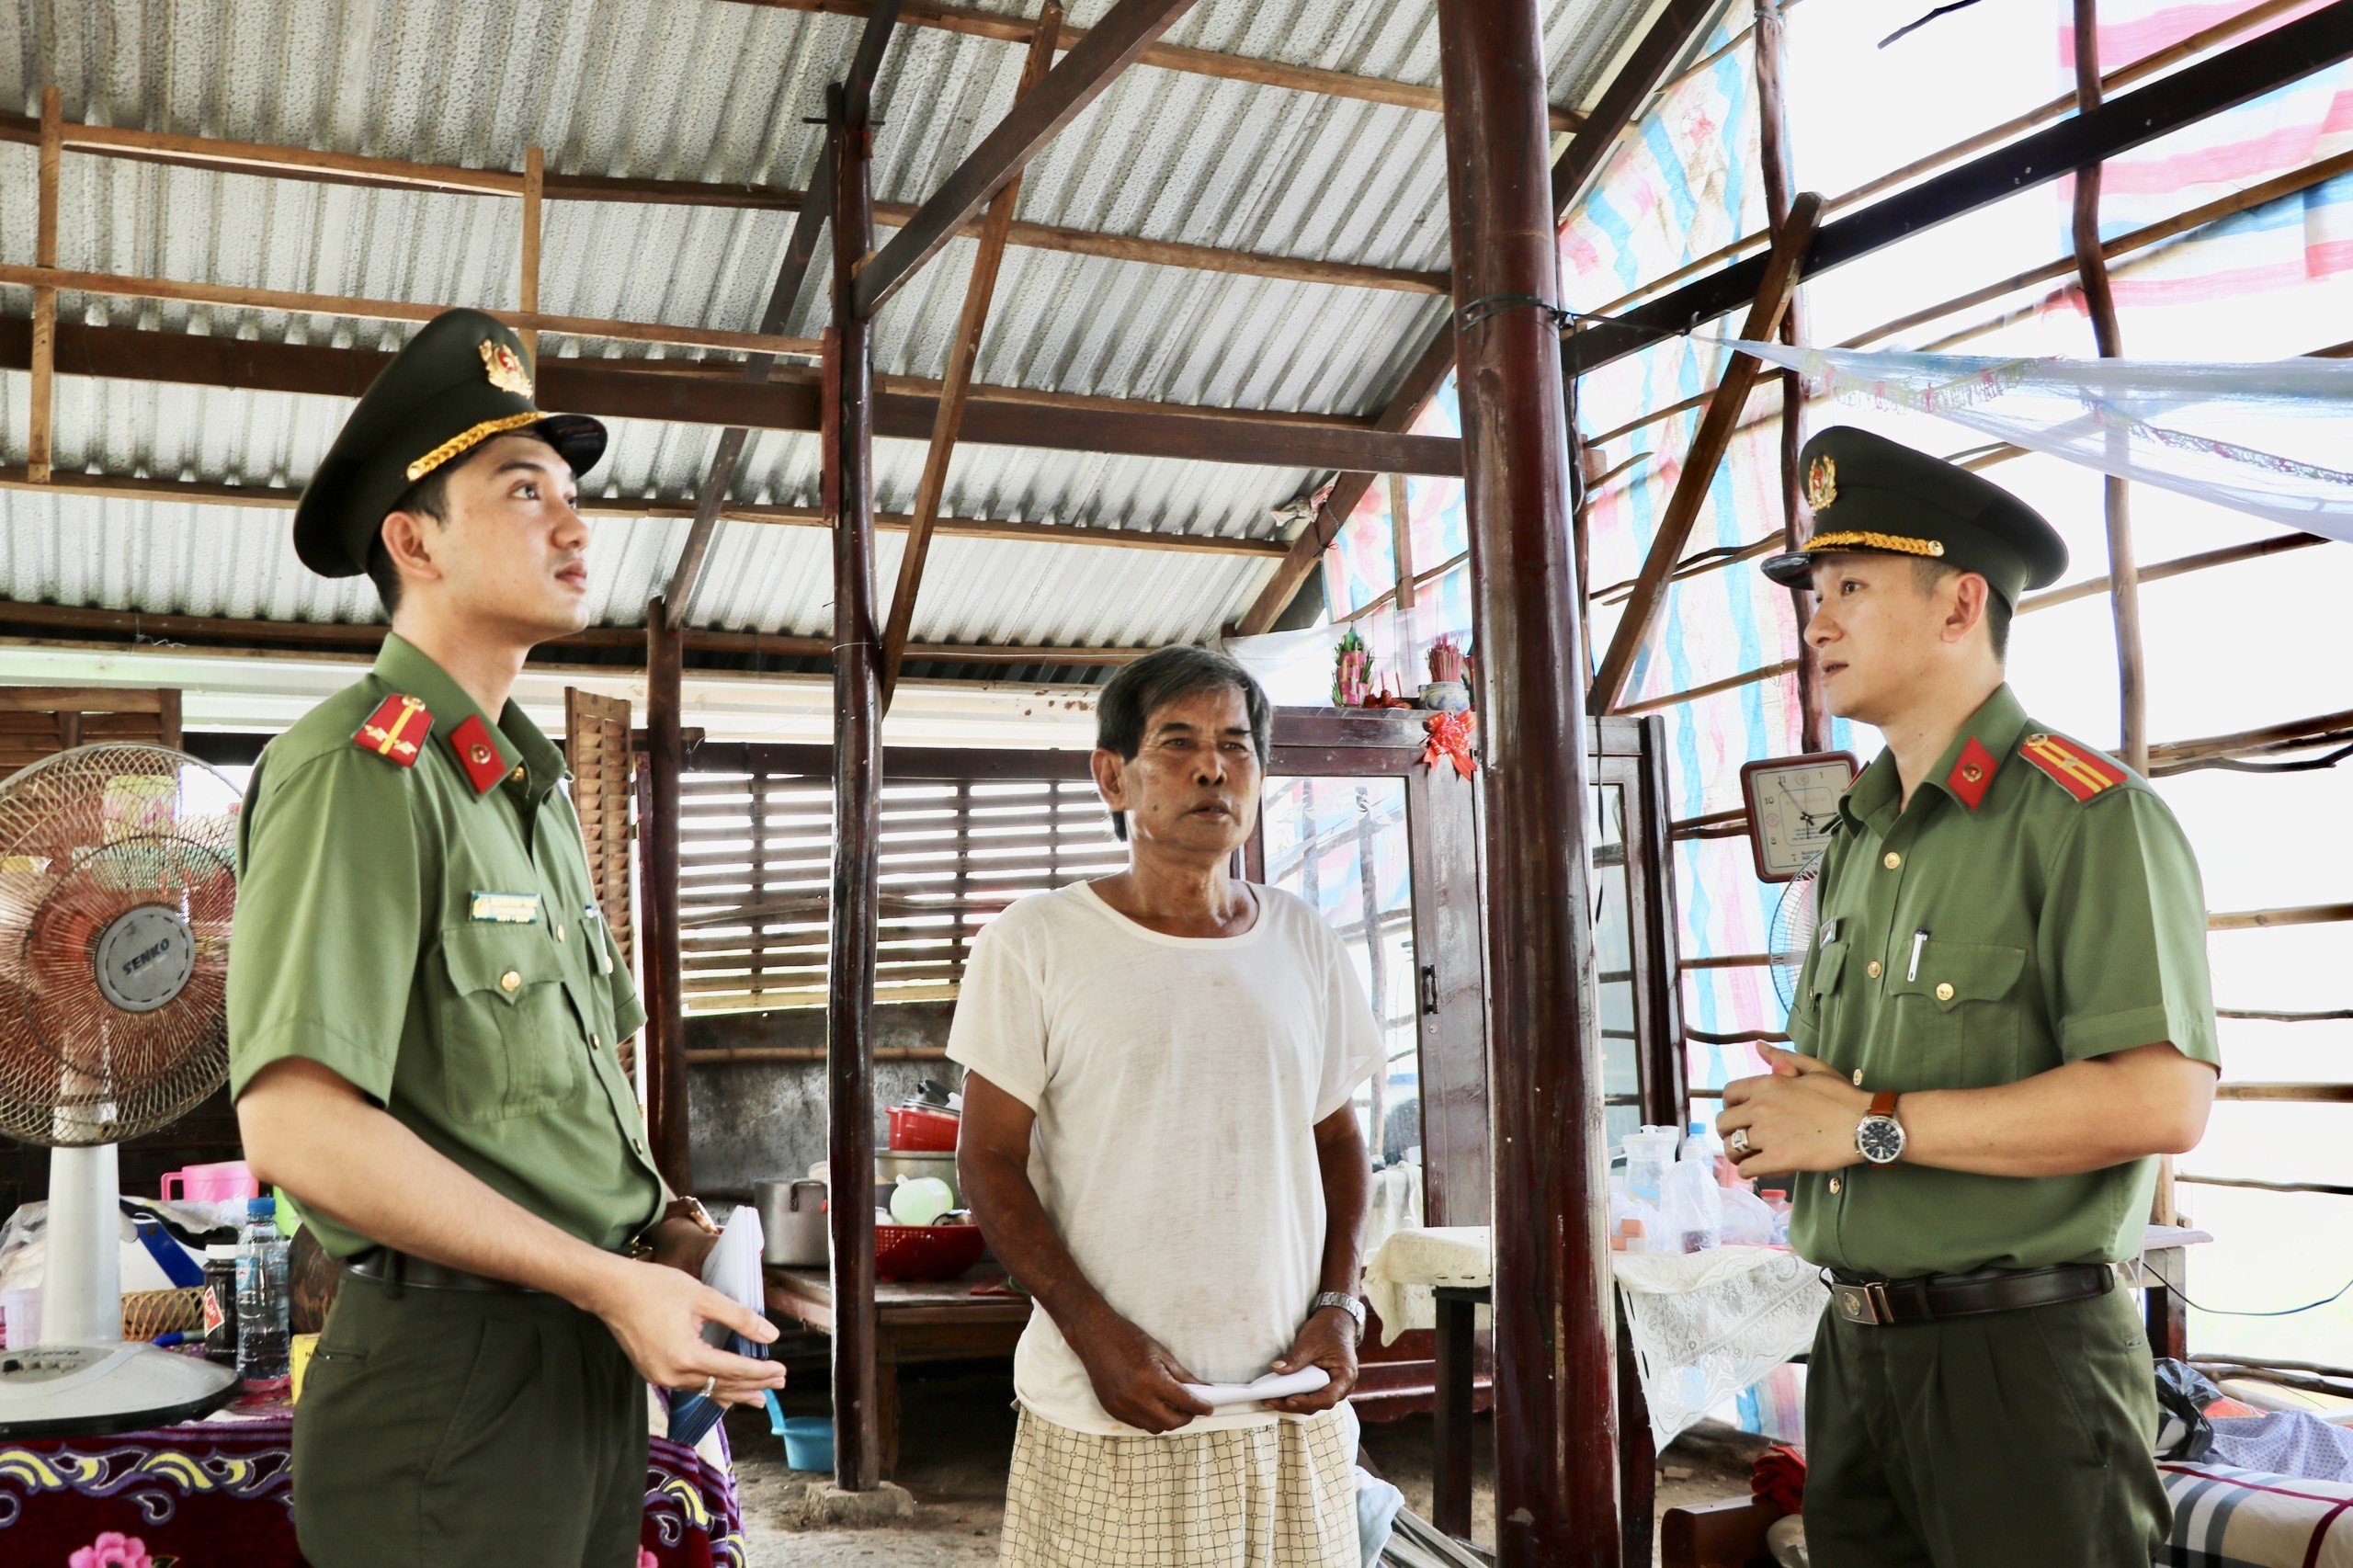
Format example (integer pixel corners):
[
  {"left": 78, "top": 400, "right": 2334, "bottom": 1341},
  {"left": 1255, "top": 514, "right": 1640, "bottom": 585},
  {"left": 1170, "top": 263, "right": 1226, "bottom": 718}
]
[
  {"left": 1718, "top": 426, "right": 2220, "bottom": 1567},
  {"left": 225, "top": 309, "right": 783, "bottom": 1568}
]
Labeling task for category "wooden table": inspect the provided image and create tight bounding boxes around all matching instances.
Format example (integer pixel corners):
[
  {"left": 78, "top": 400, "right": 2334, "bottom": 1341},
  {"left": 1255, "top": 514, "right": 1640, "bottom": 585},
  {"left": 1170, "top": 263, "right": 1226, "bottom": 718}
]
[{"left": 765, "top": 1264, "right": 1032, "bottom": 1477}]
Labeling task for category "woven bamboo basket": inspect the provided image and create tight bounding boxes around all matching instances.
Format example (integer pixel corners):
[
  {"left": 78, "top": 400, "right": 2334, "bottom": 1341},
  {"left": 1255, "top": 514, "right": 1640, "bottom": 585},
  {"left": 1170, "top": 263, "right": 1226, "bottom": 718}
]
[{"left": 122, "top": 1286, "right": 206, "bottom": 1340}]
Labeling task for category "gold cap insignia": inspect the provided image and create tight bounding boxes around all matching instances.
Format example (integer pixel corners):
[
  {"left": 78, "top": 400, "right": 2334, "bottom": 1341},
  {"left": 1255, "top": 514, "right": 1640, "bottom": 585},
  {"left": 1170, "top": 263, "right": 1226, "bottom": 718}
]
[
  {"left": 1806, "top": 454, "right": 1837, "bottom": 511},
  {"left": 481, "top": 338, "right": 533, "bottom": 397}
]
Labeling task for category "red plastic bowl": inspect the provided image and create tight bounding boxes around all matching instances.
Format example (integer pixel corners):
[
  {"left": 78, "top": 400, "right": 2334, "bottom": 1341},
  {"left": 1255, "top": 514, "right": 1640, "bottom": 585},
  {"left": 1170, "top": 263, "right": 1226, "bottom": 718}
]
[
  {"left": 874, "top": 1223, "right": 986, "bottom": 1282},
  {"left": 887, "top": 1105, "right": 961, "bottom": 1152}
]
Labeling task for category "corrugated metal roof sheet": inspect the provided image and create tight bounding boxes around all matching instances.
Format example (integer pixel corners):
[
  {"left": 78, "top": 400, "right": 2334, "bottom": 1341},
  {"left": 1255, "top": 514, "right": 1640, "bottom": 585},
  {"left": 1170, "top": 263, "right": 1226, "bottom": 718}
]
[{"left": 2, "top": 0, "right": 1684, "bottom": 650}]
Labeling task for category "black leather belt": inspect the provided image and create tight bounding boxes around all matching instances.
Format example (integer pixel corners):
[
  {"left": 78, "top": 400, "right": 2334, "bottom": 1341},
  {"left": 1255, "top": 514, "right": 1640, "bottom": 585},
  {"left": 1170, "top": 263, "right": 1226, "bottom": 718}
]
[
  {"left": 1825, "top": 1262, "right": 2117, "bottom": 1326},
  {"left": 346, "top": 1248, "right": 541, "bottom": 1294}
]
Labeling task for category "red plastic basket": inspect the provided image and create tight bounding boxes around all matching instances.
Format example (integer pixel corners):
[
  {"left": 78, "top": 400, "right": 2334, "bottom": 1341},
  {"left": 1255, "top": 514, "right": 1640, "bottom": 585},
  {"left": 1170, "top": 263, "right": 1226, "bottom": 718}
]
[
  {"left": 887, "top": 1105, "right": 961, "bottom": 1152},
  {"left": 874, "top": 1223, "right": 987, "bottom": 1282}
]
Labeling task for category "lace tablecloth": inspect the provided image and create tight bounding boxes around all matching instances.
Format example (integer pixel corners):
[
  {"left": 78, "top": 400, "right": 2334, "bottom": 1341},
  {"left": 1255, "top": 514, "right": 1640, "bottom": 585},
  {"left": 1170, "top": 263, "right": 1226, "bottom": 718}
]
[{"left": 1363, "top": 1227, "right": 1826, "bottom": 1449}]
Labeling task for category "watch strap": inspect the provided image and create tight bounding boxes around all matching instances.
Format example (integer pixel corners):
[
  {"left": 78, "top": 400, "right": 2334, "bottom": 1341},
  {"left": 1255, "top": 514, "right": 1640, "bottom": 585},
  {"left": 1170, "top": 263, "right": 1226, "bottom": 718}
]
[
  {"left": 1310, "top": 1291, "right": 1366, "bottom": 1339},
  {"left": 1869, "top": 1090, "right": 1900, "bottom": 1119}
]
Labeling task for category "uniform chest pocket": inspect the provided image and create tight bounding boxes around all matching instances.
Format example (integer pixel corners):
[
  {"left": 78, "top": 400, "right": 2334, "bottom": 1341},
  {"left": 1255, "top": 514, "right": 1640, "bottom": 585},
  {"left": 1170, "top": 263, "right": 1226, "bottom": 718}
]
[
  {"left": 1885, "top": 939, "right": 2025, "bottom": 1089},
  {"left": 436, "top": 926, "right": 583, "bottom": 1121},
  {"left": 1794, "top": 938, "right": 1847, "bottom": 1036}
]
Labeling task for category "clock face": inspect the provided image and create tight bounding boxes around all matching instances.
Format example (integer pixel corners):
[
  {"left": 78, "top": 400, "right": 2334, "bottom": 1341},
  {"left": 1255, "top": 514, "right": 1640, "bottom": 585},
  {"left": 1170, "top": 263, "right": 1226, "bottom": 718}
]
[
  {"left": 1857, "top": 1116, "right": 1905, "bottom": 1165},
  {"left": 1741, "top": 752, "right": 1859, "bottom": 882}
]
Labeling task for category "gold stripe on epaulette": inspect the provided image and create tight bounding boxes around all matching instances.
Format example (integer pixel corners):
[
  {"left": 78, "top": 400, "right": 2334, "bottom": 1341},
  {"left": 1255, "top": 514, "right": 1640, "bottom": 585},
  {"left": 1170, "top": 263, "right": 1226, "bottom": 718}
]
[
  {"left": 1802, "top": 530, "right": 1947, "bottom": 560},
  {"left": 404, "top": 411, "right": 547, "bottom": 483}
]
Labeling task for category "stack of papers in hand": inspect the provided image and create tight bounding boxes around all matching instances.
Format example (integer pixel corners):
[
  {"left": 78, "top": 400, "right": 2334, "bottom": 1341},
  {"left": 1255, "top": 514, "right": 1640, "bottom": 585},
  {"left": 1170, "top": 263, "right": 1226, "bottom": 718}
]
[
  {"left": 667, "top": 1202, "right": 767, "bottom": 1448},
  {"left": 1177, "top": 1367, "right": 1330, "bottom": 1409}
]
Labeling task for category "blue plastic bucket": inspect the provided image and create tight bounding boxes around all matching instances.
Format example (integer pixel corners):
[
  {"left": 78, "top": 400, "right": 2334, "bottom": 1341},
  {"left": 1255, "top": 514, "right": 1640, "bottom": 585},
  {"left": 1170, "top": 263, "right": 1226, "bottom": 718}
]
[{"left": 767, "top": 1393, "right": 835, "bottom": 1473}]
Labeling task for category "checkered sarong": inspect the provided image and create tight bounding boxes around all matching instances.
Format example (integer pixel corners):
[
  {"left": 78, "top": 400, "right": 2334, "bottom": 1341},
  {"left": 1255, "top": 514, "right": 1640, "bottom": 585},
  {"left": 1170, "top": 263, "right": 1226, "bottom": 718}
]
[{"left": 999, "top": 1406, "right": 1358, "bottom": 1568}]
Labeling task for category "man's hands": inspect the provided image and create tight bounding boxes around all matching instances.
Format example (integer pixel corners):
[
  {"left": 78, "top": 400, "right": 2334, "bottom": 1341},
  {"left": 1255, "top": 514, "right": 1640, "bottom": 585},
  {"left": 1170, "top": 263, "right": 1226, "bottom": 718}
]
[
  {"left": 1265, "top": 1307, "right": 1358, "bottom": 1415},
  {"left": 1070, "top": 1309, "right": 1215, "bottom": 1435},
  {"left": 582, "top": 1255, "right": 785, "bottom": 1407},
  {"left": 1718, "top": 1045, "right": 1871, "bottom": 1176}
]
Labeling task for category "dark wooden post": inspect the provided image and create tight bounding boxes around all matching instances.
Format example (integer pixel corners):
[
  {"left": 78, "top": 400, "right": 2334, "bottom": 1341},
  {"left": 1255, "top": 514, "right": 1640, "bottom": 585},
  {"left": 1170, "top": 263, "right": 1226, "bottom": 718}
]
[
  {"left": 642, "top": 597, "right": 691, "bottom": 1191},
  {"left": 1432, "top": 3, "right": 1617, "bottom": 1563},
  {"left": 1755, "top": 0, "right": 1829, "bottom": 753},
  {"left": 824, "top": 85, "right": 885, "bottom": 1494}
]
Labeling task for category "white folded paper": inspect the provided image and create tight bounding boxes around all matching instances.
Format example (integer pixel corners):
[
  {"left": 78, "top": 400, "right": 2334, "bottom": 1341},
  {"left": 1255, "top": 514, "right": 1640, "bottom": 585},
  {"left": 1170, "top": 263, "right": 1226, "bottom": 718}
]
[
  {"left": 699, "top": 1201, "right": 767, "bottom": 1347},
  {"left": 1177, "top": 1366, "right": 1331, "bottom": 1409}
]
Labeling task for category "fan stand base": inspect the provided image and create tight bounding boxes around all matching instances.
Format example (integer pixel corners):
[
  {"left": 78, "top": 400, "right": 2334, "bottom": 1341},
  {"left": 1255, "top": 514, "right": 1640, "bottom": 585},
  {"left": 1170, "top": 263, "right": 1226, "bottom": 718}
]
[{"left": 0, "top": 1341, "right": 240, "bottom": 1438}]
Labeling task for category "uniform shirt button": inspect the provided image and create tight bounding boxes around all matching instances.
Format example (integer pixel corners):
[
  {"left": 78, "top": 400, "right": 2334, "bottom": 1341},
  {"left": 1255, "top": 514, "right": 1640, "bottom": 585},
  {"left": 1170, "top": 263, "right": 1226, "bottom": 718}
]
[
  {"left": 591, "top": 1032, "right": 601, "bottom": 1050},
  {"left": 1851, "top": 1068, "right": 1864, "bottom": 1085},
  {"left": 1936, "top": 982, "right": 1955, "bottom": 1001},
  {"left": 632, "top": 1137, "right": 646, "bottom": 1154},
  {"left": 1828, "top": 1176, "right": 1843, "bottom": 1195},
  {"left": 1866, "top": 959, "right": 1883, "bottom": 979},
  {"left": 556, "top": 924, "right": 568, "bottom": 943},
  {"left": 509, "top": 765, "right": 526, "bottom": 783},
  {"left": 499, "top": 970, "right": 521, "bottom": 994},
  {"left": 1882, "top": 851, "right": 1903, "bottom": 870}
]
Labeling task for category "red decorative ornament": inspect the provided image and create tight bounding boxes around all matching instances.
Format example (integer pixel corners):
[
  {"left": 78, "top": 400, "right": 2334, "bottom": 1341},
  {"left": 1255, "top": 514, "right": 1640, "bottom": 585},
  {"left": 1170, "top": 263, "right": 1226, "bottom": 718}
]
[{"left": 1421, "top": 710, "right": 1477, "bottom": 778}]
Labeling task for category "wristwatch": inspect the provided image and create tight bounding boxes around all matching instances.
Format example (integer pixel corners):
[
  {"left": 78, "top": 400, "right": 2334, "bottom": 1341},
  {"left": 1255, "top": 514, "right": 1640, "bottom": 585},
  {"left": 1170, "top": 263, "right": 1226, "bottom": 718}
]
[
  {"left": 1855, "top": 1091, "right": 1905, "bottom": 1166},
  {"left": 1309, "top": 1291, "right": 1367, "bottom": 1343},
  {"left": 629, "top": 1196, "right": 721, "bottom": 1260}
]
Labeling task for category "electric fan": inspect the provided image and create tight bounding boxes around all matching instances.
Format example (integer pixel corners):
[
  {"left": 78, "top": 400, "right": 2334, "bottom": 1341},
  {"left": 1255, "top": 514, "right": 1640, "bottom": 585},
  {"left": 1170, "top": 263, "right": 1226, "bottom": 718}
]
[
  {"left": 0, "top": 744, "right": 243, "bottom": 1436},
  {"left": 1765, "top": 859, "right": 1822, "bottom": 1015}
]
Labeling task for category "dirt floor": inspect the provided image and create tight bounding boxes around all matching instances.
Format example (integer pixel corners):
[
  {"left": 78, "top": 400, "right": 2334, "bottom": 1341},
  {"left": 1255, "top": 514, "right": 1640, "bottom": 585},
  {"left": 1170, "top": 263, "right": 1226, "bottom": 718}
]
[{"left": 727, "top": 1360, "right": 1764, "bottom": 1566}]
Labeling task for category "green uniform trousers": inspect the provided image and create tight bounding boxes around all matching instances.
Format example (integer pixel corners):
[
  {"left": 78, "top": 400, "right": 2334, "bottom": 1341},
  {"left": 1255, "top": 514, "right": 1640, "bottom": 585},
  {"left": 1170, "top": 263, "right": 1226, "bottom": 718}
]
[
  {"left": 1802, "top": 1285, "right": 2169, "bottom": 1568},
  {"left": 292, "top": 1268, "right": 648, "bottom": 1568}
]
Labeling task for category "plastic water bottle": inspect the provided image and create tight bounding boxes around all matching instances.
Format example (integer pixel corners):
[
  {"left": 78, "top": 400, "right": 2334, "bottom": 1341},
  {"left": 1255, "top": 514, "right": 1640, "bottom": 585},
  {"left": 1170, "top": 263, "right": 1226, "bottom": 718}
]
[{"left": 234, "top": 1196, "right": 291, "bottom": 1392}]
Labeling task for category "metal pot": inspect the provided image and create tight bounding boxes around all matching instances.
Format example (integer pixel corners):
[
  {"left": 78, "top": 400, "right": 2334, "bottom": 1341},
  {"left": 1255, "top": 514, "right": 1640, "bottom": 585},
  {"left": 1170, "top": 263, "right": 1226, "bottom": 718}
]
[
  {"left": 876, "top": 1149, "right": 959, "bottom": 1208},
  {"left": 756, "top": 1177, "right": 829, "bottom": 1267}
]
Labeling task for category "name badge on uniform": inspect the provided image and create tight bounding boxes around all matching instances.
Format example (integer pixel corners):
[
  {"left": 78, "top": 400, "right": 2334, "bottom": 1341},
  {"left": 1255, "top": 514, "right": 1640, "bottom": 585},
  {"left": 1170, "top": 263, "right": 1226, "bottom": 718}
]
[
  {"left": 585, "top": 902, "right": 615, "bottom": 974},
  {"left": 470, "top": 892, "right": 542, "bottom": 925}
]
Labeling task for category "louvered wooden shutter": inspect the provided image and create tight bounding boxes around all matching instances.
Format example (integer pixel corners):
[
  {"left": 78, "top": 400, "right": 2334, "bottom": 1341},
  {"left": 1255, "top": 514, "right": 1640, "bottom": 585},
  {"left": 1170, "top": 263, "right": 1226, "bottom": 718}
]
[{"left": 563, "top": 688, "right": 635, "bottom": 966}]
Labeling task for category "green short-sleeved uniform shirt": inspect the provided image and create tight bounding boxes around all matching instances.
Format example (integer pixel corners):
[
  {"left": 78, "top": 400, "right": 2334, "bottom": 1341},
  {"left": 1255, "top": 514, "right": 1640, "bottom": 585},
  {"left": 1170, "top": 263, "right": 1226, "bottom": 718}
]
[
  {"left": 226, "top": 633, "right": 662, "bottom": 1260},
  {"left": 1786, "top": 684, "right": 2220, "bottom": 1279}
]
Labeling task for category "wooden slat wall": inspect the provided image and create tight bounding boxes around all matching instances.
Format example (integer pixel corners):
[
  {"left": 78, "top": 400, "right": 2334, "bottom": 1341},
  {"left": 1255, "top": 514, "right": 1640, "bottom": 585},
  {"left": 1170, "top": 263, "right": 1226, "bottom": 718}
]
[
  {"left": 0, "top": 687, "right": 181, "bottom": 778},
  {"left": 677, "top": 756, "right": 1122, "bottom": 1012},
  {"left": 563, "top": 688, "right": 636, "bottom": 966}
]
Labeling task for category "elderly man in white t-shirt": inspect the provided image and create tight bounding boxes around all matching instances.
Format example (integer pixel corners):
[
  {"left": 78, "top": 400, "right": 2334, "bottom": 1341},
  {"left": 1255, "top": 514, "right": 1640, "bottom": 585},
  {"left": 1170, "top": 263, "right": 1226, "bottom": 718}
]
[{"left": 950, "top": 644, "right": 1381, "bottom": 1568}]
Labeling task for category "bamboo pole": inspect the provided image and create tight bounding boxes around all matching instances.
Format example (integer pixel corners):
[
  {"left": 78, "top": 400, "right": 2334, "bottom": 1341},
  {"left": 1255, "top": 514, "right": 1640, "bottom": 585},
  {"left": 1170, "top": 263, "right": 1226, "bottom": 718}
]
[
  {"left": 879, "top": 1, "right": 1061, "bottom": 704},
  {"left": 29, "top": 87, "right": 61, "bottom": 484},
  {"left": 0, "top": 263, "right": 821, "bottom": 359},
  {"left": 1389, "top": 472, "right": 1416, "bottom": 613},
  {"left": 1589, "top": 191, "right": 1818, "bottom": 712},
  {"left": 520, "top": 146, "right": 543, "bottom": 369},
  {"left": 1753, "top": 0, "right": 1826, "bottom": 751}
]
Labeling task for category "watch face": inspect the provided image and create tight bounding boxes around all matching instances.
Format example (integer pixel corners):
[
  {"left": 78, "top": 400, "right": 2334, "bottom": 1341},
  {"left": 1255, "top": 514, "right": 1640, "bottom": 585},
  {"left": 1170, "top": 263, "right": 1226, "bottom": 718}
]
[{"left": 1856, "top": 1115, "right": 1905, "bottom": 1165}]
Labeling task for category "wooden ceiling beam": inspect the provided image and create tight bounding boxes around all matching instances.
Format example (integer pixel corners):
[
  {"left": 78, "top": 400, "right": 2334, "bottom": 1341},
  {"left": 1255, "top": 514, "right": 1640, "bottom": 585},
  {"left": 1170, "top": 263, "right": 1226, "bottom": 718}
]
[
  {"left": 0, "top": 598, "right": 1144, "bottom": 668},
  {"left": 720, "top": 0, "right": 1581, "bottom": 132},
  {"left": 0, "top": 467, "right": 1287, "bottom": 558},
  {"left": 881, "top": 4, "right": 1063, "bottom": 705},
  {"left": 1231, "top": 0, "right": 1724, "bottom": 637},
  {"left": 852, "top": 0, "right": 1199, "bottom": 317},
  {"left": 0, "top": 319, "right": 1461, "bottom": 475},
  {"left": 0, "top": 112, "right": 1441, "bottom": 296}
]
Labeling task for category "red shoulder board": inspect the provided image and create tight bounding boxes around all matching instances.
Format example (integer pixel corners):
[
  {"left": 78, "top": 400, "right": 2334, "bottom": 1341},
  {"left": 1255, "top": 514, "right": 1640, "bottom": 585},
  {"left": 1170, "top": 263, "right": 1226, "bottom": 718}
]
[
  {"left": 1946, "top": 735, "right": 2001, "bottom": 811},
  {"left": 352, "top": 693, "right": 433, "bottom": 767},
  {"left": 448, "top": 714, "right": 509, "bottom": 796},
  {"left": 2018, "top": 732, "right": 2128, "bottom": 802}
]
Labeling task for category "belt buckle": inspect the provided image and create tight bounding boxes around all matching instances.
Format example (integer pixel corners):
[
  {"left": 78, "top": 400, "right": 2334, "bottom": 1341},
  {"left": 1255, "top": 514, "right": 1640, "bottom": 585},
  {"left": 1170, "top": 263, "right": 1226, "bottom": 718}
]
[{"left": 1833, "top": 1280, "right": 1890, "bottom": 1325}]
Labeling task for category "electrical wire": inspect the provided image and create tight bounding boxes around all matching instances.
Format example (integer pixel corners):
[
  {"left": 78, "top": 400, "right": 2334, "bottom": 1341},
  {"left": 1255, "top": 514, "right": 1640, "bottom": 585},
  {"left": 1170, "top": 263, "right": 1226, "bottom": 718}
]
[{"left": 2153, "top": 1270, "right": 2353, "bottom": 1318}]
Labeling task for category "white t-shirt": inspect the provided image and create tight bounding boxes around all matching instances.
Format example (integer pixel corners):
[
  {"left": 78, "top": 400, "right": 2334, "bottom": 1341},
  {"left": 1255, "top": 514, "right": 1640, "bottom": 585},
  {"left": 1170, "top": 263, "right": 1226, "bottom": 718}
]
[{"left": 946, "top": 881, "right": 1382, "bottom": 1437}]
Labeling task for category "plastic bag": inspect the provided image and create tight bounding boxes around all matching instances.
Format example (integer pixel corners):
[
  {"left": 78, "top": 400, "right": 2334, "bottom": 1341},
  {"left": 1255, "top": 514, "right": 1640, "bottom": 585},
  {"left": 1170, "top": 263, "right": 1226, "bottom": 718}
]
[
  {"left": 1665, "top": 1138, "right": 1722, "bottom": 1254},
  {"left": 1717, "top": 1181, "right": 1779, "bottom": 1246},
  {"left": 2153, "top": 1358, "right": 2222, "bottom": 1460}
]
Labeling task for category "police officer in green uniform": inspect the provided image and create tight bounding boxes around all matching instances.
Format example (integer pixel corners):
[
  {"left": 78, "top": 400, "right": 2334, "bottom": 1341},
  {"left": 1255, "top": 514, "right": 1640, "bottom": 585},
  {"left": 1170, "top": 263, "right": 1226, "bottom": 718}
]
[
  {"left": 225, "top": 310, "right": 784, "bottom": 1568},
  {"left": 1719, "top": 426, "right": 2221, "bottom": 1568}
]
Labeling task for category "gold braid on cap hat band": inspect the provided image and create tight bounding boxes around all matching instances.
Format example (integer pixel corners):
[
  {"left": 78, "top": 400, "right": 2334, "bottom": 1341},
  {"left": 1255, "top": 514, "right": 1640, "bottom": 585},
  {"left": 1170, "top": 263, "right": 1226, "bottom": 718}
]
[
  {"left": 404, "top": 411, "right": 548, "bottom": 483},
  {"left": 1801, "top": 530, "right": 1947, "bottom": 560}
]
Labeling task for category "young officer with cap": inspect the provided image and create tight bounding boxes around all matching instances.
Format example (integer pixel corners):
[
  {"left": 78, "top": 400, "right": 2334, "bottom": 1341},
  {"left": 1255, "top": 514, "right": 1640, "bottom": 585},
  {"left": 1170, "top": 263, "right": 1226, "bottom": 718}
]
[
  {"left": 1718, "top": 426, "right": 2220, "bottom": 1567},
  {"left": 225, "top": 309, "right": 784, "bottom": 1568}
]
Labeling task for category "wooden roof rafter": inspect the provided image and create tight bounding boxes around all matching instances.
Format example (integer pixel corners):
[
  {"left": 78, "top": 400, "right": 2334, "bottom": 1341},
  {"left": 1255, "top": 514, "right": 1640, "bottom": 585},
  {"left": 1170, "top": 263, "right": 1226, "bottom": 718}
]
[
  {"left": 0, "top": 113, "right": 1444, "bottom": 298},
  {"left": 723, "top": 0, "right": 1585, "bottom": 133},
  {"left": 1233, "top": 0, "right": 1727, "bottom": 636}
]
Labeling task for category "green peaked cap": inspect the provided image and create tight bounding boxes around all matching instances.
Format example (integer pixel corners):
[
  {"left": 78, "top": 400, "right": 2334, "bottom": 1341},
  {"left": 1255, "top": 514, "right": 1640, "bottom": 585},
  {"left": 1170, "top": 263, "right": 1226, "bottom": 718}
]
[
  {"left": 292, "top": 309, "right": 606, "bottom": 578},
  {"left": 1759, "top": 426, "right": 2068, "bottom": 608}
]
